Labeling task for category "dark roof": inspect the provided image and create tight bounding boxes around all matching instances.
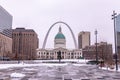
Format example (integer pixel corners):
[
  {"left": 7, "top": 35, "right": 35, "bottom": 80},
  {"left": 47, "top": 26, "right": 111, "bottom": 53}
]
[{"left": 12, "top": 28, "right": 35, "bottom": 32}]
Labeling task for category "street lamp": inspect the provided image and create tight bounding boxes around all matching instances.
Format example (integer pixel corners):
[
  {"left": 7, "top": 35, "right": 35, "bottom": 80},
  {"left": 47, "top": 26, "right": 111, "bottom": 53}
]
[
  {"left": 95, "top": 29, "right": 98, "bottom": 65},
  {"left": 112, "top": 10, "right": 118, "bottom": 71}
]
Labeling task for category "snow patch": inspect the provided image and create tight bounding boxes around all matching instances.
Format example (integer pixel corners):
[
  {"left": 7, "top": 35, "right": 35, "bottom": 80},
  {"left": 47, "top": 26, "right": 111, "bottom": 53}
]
[
  {"left": 10, "top": 72, "right": 25, "bottom": 78},
  {"left": 100, "top": 66, "right": 120, "bottom": 72},
  {"left": 0, "top": 59, "right": 89, "bottom": 70},
  {"left": 23, "top": 68, "right": 37, "bottom": 71}
]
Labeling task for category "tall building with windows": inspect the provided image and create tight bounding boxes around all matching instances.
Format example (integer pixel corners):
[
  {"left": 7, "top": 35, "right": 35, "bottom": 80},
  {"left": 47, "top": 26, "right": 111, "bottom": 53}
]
[
  {"left": 116, "top": 14, "right": 120, "bottom": 61},
  {"left": 78, "top": 31, "right": 90, "bottom": 49},
  {"left": 0, "top": 5, "right": 13, "bottom": 59},
  {"left": 12, "top": 28, "right": 39, "bottom": 60},
  {"left": 0, "top": 5, "right": 12, "bottom": 38},
  {"left": 83, "top": 42, "right": 113, "bottom": 63}
]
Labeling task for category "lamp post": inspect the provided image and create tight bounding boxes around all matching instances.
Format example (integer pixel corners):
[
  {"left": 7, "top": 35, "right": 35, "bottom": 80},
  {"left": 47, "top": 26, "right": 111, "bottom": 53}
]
[
  {"left": 95, "top": 29, "right": 98, "bottom": 65},
  {"left": 112, "top": 11, "right": 118, "bottom": 71}
]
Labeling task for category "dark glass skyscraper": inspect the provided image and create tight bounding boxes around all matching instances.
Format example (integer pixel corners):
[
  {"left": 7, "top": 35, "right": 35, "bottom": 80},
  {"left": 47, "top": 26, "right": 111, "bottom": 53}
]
[
  {"left": 116, "top": 14, "right": 120, "bottom": 61},
  {"left": 0, "top": 6, "right": 13, "bottom": 59},
  {"left": 0, "top": 5, "right": 12, "bottom": 38},
  {"left": 116, "top": 14, "right": 120, "bottom": 32}
]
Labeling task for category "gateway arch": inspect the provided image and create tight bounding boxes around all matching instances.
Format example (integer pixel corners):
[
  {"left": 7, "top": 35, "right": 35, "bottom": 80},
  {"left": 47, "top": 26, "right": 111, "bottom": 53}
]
[{"left": 42, "top": 21, "right": 77, "bottom": 49}]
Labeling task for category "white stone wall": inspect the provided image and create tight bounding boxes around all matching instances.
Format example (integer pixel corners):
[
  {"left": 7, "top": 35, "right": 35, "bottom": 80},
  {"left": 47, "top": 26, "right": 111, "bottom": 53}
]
[
  {"left": 54, "top": 39, "right": 66, "bottom": 48},
  {"left": 36, "top": 48, "right": 82, "bottom": 59}
]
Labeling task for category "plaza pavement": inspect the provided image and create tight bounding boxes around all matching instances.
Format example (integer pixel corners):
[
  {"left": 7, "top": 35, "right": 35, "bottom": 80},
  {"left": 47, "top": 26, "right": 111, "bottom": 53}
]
[{"left": 0, "top": 61, "right": 120, "bottom": 80}]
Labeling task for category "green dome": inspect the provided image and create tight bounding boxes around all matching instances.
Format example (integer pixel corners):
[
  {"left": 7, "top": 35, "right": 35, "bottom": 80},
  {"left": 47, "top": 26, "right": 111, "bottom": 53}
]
[{"left": 55, "top": 33, "right": 65, "bottom": 39}]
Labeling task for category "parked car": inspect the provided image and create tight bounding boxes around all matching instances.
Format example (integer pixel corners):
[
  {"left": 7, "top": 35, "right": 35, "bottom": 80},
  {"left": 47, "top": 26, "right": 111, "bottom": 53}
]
[{"left": 86, "top": 60, "right": 99, "bottom": 65}]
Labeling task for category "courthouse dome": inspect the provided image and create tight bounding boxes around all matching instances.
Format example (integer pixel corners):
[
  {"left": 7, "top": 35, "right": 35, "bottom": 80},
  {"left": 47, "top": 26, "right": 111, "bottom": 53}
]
[
  {"left": 55, "top": 33, "right": 65, "bottom": 39},
  {"left": 55, "top": 27, "right": 65, "bottom": 39},
  {"left": 54, "top": 26, "right": 66, "bottom": 48}
]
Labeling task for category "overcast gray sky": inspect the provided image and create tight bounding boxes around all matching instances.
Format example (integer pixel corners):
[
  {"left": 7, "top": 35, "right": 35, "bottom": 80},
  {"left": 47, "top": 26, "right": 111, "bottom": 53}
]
[{"left": 0, "top": 0, "right": 120, "bottom": 49}]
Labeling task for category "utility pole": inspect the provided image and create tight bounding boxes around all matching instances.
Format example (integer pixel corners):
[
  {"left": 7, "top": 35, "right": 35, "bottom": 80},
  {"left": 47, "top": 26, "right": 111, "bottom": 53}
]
[
  {"left": 95, "top": 29, "right": 98, "bottom": 65},
  {"left": 112, "top": 10, "right": 118, "bottom": 71}
]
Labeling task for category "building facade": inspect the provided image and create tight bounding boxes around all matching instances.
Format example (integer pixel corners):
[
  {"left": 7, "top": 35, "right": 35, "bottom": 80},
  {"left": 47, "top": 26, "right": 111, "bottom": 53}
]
[
  {"left": 116, "top": 14, "right": 120, "bottom": 62},
  {"left": 37, "top": 27, "right": 82, "bottom": 60},
  {"left": 12, "top": 28, "right": 39, "bottom": 60},
  {"left": 0, "top": 5, "right": 13, "bottom": 59},
  {"left": 37, "top": 48, "right": 82, "bottom": 59},
  {"left": 83, "top": 42, "right": 113, "bottom": 63},
  {"left": 0, "top": 33, "right": 12, "bottom": 58},
  {"left": 0, "top": 5, "right": 12, "bottom": 38},
  {"left": 117, "top": 32, "right": 120, "bottom": 62},
  {"left": 78, "top": 31, "right": 90, "bottom": 49}
]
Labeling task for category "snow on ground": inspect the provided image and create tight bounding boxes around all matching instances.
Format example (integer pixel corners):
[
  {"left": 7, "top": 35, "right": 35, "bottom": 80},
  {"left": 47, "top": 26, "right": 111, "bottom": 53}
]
[
  {"left": 0, "top": 59, "right": 120, "bottom": 72},
  {"left": 100, "top": 66, "right": 120, "bottom": 72},
  {"left": 0, "top": 62, "right": 67, "bottom": 69},
  {"left": 0, "top": 59, "right": 88, "bottom": 69},
  {"left": 34, "top": 59, "right": 89, "bottom": 63},
  {"left": 10, "top": 72, "right": 25, "bottom": 78},
  {"left": 23, "top": 68, "right": 38, "bottom": 71}
]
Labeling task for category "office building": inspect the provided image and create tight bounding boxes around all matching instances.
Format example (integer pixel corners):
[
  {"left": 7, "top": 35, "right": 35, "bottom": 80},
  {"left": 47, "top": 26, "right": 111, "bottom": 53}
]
[
  {"left": 12, "top": 28, "right": 39, "bottom": 60},
  {"left": 83, "top": 42, "right": 113, "bottom": 63},
  {"left": 116, "top": 14, "right": 120, "bottom": 61},
  {"left": 78, "top": 31, "right": 90, "bottom": 49},
  {"left": 0, "top": 5, "right": 13, "bottom": 59},
  {"left": 0, "top": 5, "right": 12, "bottom": 38}
]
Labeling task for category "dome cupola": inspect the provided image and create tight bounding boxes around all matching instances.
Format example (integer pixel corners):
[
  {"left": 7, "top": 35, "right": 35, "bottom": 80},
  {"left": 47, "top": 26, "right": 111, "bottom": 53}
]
[
  {"left": 54, "top": 26, "right": 66, "bottom": 48},
  {"left": 55, "top": 27, "right": 65, "bottom": 39}
]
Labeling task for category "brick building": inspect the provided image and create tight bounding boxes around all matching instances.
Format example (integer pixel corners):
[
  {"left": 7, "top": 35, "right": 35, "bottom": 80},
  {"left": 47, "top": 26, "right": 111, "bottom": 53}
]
[
  {"left": 0, "top": 33, "right": 12, "bottom": 58},
  {"left": 12, "top": 28, "right": 39, "bottom": 60},
  {"left": 83, "top": 42, "right": 113, "bottom": 63}
]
